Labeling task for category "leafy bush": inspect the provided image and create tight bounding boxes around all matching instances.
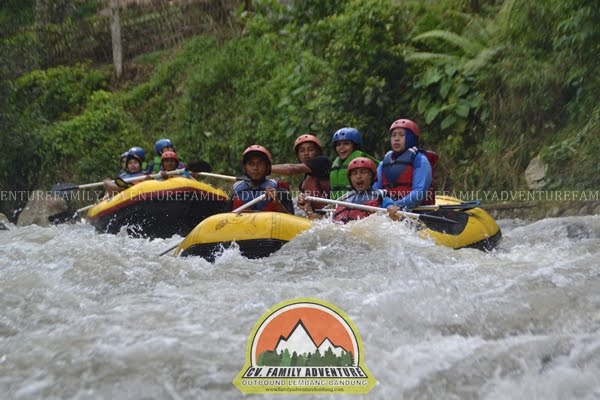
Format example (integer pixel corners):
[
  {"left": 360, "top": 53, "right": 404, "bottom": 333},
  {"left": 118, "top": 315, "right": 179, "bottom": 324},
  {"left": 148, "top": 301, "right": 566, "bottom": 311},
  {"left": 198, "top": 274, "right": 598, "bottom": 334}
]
[
  {"left": 12, "top": 63, "right": 108, "bottom": 121},
  {"left": 40, "top": 90, "right": 147, "bottom": 185}
]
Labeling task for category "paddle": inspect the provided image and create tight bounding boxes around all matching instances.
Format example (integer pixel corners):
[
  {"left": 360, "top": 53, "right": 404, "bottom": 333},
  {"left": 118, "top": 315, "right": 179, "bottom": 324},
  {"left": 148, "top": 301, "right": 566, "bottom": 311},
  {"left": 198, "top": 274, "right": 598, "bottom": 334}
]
[
  {"left": 52, "top": 168, "right": 187, "bottom": 194},
  {"left": 157, "top": 194, "right": 268, "bottom": 257},
  {"left": 304, "top": 196, "right": 458, "bottom": 224},
  {"left": 412, "top": 200, "right": 481, "bottom": 211},
  {"left": 192, "top": 171, "right": 238, "bottom": 182},
  {"left": 48, "top": 203, "right": 97, "bottom": 224}
]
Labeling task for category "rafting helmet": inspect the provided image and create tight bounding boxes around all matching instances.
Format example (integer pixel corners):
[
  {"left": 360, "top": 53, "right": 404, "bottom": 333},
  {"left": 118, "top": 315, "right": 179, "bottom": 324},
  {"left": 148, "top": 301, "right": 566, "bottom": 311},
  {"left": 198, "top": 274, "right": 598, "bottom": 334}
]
[
  {"left": 294, "top": 134, "right": 323, "bottom": 154},
  {"left": 332, "top": 127, "right": 362, "bottom": 148},
  {"left": 389, "top": 118, "right": 420, "bottom": 149},
  {"left": 161, "top": 150, "right": 179, "bottom": 162},
  {"left": 243, "top": 145, "right": 273, "bottom": 175},
  {"left": 347, "top": 157, "right": 377, "bottom": 182},
  {"left": 154, "top": 138, "right": 175, "bottom": 155},
  {"left": 127, "top": 146, "right": 146, "bottom": 162}
]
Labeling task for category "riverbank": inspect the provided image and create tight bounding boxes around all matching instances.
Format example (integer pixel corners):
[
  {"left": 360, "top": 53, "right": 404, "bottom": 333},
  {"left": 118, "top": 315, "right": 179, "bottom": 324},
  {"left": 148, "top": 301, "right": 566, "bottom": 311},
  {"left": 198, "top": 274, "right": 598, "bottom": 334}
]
[{"left": 486, "top": 200, "right": 600, "bottom": 220}]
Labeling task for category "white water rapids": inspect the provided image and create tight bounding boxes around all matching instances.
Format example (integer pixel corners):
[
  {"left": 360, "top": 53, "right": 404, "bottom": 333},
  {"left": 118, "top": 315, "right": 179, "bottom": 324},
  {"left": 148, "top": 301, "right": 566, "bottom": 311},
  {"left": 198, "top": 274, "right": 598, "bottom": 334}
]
[{"left": 1, "top": 214, "right": 599, "bottom": 399}]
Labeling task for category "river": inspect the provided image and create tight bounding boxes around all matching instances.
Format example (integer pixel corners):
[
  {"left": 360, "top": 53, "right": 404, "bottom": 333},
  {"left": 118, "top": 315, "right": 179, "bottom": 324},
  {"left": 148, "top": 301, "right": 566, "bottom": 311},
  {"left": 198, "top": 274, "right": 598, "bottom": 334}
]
[{"left": 1, "top": 214, "right": 599, "bottom": 399}]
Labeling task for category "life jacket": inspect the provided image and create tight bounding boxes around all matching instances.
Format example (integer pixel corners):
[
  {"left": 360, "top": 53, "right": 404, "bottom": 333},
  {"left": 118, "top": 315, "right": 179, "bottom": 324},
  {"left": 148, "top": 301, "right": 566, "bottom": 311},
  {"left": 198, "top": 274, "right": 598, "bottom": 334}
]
[
  {"left": 330, "top": 150, "right": 378, "bottom": 199},
  {"left": 380, "top": 147, "right": 436, "bottom": 206},
  {"left": 232, "top": 179, "right": 280, "bottom": 212},
  {"left": 299, "top": 174, "right": 330, "bottom": 197},
  {"left": 332, "top": 189, "right": 385, "bottom": 224}
]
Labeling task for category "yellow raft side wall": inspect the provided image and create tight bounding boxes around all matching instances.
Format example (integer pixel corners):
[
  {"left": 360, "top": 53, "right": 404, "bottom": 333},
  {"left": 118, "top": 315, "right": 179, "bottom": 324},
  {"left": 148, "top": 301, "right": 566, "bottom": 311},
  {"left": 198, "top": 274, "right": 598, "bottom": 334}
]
[
  {"left": 421, "top": 195, "right": 501, "bottom": 249},
  {"left": 87, "top": 177, "right": 228, "bottom": 219},
  {"left": 176, "top": 212, "right": 312, "bottom": 256},
  {"left": 176, "top": 196, "right": 501, "bottom": 255}
]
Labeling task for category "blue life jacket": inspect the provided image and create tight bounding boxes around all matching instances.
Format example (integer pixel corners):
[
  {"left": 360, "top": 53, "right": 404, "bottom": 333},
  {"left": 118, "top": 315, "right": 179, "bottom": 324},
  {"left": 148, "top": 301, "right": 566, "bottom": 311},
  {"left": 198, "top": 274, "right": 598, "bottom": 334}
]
[{"left": 231, "top": 179, "right": 279, "bottom": 211}]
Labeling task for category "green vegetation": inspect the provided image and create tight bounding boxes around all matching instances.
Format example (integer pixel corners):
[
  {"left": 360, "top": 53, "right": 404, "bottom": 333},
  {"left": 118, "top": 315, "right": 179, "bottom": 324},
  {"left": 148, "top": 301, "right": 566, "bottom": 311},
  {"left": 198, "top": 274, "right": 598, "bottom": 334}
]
[{"left": 1, "top": 0, "right": 598, "bottom": 218}]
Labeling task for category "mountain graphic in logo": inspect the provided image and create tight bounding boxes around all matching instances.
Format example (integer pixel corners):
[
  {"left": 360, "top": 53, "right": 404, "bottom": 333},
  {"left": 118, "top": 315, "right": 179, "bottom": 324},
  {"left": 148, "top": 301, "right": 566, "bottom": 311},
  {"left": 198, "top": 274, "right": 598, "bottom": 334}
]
[
  {"left": 274, "top": 319, "right": 350, "bottom": 357},
  {"left": 258, "top": 319, "right": 354, "bottom": 367}
]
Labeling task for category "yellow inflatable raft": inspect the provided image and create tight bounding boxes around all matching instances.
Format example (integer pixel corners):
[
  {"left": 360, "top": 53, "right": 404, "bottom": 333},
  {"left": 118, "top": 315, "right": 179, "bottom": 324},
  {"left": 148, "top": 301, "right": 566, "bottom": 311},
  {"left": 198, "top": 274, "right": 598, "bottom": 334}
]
[
  {"left": 87, "top": 177, "right": 230, "bottom": 238},
  {"left": 175, "top": 196, "right": 501, "bottom": 260}
]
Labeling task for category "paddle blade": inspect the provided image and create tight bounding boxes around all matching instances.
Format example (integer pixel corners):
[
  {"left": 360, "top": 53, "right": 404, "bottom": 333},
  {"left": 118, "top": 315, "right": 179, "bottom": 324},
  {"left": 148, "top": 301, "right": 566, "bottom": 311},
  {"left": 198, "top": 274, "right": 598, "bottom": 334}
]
[
  {"left": 114, "top": 177, "right": 133, "bottom": 189},
  {"left": 48, "top": 210, "right": 80, "bottom": 224},
  {"left": 187, "top": 160, "right": 213, "bottom": 173},
  {"left": 419, "top": 210, "right": 468, "bottom": 234},
  {"left": 51, "top": 183, "right": 79, "bottom": 194}
]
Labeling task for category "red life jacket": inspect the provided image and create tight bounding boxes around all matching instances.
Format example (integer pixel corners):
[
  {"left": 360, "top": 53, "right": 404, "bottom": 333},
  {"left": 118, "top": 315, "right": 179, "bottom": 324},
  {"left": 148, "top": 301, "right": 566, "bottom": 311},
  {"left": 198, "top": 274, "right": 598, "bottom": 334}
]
[
  {"left": 380, "top": 147, "right": 437, "bottom": 206},
  {"left": 300, "top": 174, "right": 330, "bottom": 210},
  {"left": 332, "top": 190, "right": 384, "bottom": 224},
  {"left": 231, "top": 179, "right": 279, "bottom": 212}
]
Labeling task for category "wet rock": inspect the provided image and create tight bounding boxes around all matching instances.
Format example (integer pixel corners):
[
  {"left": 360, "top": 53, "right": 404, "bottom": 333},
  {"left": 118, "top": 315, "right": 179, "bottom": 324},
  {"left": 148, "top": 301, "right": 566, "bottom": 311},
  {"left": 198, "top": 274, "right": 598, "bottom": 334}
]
[
  {"left": 0, "top": 213, "right": 9, "bottom": 230},
  {"left": 524, "top": 155, "right": 548, "bottom": 189},
  {"left": 16, "top": 190, "right": 68, "bottom": 227}
]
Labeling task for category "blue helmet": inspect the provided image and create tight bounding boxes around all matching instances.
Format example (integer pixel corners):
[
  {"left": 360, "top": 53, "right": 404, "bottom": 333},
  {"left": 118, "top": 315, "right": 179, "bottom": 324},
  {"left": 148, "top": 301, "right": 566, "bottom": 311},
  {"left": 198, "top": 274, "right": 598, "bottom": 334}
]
[
  {"left": 127, "top": 146, "right": 146, "bottom": 162},
  {"left": 154, "top": 138, "right": 174, "bottom": 155},
  {"left": 332, "top": 127, "right": 362, "bottom": 147}
]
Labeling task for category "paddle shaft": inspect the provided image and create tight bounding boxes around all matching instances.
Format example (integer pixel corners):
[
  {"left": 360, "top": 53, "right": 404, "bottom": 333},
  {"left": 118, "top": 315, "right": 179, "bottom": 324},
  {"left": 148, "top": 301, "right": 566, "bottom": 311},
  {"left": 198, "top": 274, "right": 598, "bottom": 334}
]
[
  {"left": 194, "top": 171, "right": 237, "bottom": 182},
  {"left": 304, "top": 196, "right": 457, "bottom": 224},
  {"left": 158, "top": 194, "right": 268, "bottom": 257},
  {"left": 413, "top": 201, "right": 481, "bottom": 211},
  {"left": 69, "top": 169, "right": 187, "bottom": 190}
]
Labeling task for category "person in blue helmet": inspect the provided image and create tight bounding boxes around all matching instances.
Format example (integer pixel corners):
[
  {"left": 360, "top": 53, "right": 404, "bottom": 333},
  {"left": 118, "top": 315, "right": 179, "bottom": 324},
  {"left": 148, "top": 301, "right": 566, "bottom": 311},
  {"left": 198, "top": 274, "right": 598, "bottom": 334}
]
[
  {"left": 373, "top": 118, "right": 437, "bottom": 211},
  {"left": 104, "top": 147, "right": 148, "bottom": 196},
  {"left": 147, "top": 139, "right": 186, "bottom": 173},
  {"left": 329, "top": 127, "right": 378, "bottom": 200}
]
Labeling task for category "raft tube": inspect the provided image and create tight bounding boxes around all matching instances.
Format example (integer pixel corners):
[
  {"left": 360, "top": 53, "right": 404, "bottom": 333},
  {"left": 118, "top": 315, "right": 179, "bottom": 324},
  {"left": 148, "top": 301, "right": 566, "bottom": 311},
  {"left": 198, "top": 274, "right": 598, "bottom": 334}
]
[
  {"left": 87, "top": 177, "right": 231, "bottom": 238},
  {"left": 176, "top": 196, "right": 501, "bottom": 260},
  {"left": 175, "top": 212, "right": 312, "bottom": 261},
  {"left": 419, "top": 195, "right": 501, "bottom": 251}
]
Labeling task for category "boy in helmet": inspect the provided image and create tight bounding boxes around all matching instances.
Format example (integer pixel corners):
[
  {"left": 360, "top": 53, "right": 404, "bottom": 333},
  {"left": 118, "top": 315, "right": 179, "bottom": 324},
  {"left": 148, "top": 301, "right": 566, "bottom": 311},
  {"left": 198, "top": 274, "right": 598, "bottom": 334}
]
[
  {"left": 299, "top": 157, "right": 390, "bottom": 223},
  {"left": 103, "top": 147, "right": 148, "bottom": 196},
  {"left": 271, "top": 134, "right": 331, "bottom": 211},
  {"left": 329, "top": 127, "right": 379, "bottom": 200},
  {"left": 373, "top": 118, "right": 436, "bottom": 211},
  {"left": 231, "top": 145, "right": 294, "bottom": 214},
  {"left": 156, "top": 151, "right": 194, "bottom": 180}
]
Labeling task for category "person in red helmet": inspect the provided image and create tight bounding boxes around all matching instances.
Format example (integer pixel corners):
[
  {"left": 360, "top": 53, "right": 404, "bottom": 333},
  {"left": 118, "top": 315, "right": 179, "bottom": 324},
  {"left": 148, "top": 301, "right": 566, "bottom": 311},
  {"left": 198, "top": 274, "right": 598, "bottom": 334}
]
[
  {"left": 231, "top": 145, "right": 294, "bottom": 214},
  {"left": 156, "top": 151, "right": 193, "bottom": 180},
  {"left": 299, "top": 157, "right": 388, "bottom": 223},
  {"left": 373, "top": 118, "right": 437, "bottom": 211},
  {"left": 271, "top": 134, "right": 332, "bottom": 211}
]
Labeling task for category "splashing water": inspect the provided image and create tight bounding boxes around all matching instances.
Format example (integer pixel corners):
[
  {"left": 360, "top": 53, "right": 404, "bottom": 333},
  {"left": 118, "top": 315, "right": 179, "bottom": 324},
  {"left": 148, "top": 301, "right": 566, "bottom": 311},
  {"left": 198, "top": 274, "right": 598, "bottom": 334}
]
[{"left": 1, "top": 215, "right": 599, "bottom": 399}]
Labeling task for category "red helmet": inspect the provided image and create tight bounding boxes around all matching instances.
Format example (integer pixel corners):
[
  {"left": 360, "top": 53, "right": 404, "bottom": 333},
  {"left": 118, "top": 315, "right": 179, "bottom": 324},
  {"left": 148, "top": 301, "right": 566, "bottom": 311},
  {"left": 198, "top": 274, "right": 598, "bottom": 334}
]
[
  {"left": 161, "top": 150, "right": 179, "bottom": 162},
  {"left": 243, "top": 145, "right": 272, "bottom": 163},
  {"left": 347, "top": 157, "right": 378, "bottom": 181},
  {"left": 294, "top": 134, "right": 322, "bottom": 154},
  {"left": 389, "top": 119, "right": 420, "bottom": 137},
  {"left": 243, "top": 145, "right": 273, "bottom": 175}
]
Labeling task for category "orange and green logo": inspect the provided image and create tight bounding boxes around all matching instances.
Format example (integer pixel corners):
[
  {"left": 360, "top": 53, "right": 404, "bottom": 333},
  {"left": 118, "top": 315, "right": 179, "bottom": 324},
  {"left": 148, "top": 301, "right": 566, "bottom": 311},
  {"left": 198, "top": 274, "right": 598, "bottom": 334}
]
[{"left": 233, "top": 298, "right": 377, "bottom": 394}]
